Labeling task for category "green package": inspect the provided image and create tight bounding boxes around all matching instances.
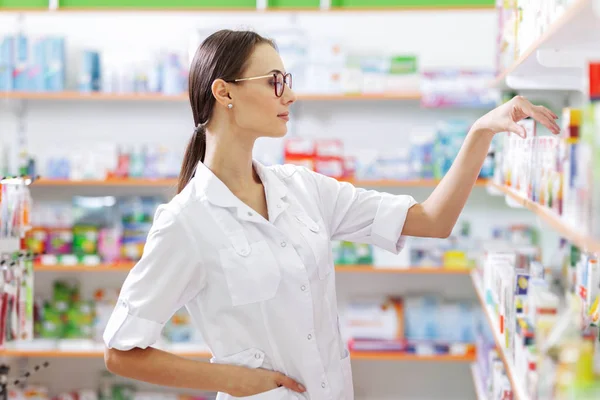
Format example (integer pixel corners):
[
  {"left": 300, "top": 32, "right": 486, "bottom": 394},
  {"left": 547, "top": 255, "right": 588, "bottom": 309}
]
[
  {"left": 72, "top": 225, "right": 99, "bottom": 257},
  {"left": 39, "top": 302, "right": 65, "bottom": 339},
  {"left": 64, "top": 301, "right": 94, "bottom": 339}
]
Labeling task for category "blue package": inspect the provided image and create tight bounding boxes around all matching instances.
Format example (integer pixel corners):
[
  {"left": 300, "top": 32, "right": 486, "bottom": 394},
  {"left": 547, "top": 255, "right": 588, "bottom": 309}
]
[
  {"left": 0, "top": 36, "right": 14, "bottom": 64},
  {"left": 162, "top": 53, "right": 183, "bottom": 95},
  {"left": 79, "top": 50, "right": 101, "bottom": 92},
  {"left": 0, "top": 64, "right": 13, "bottom": 91},
  {"left": 404, "top": 296, "right": 440, "bottom": 342},
  {"left": 0, "top": 36, "right": 14, "bottom": 91},
  {"left": 12, "top": 34, "right": 29, "bottom": 91},
  {"left": 29, "top": 38, "right": 47, "bottom": 92},
  {"left": 46, "top": 37, "right": 66, "bottom": 92},
  {"left": 434, "top": 120, "right": 470, "bottom": 178}
]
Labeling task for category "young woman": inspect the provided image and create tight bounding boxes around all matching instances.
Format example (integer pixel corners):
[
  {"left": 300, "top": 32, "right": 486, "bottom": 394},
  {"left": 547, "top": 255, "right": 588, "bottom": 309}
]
[{"left": 102, "top": 29, "right": 560, "bottom": 399}]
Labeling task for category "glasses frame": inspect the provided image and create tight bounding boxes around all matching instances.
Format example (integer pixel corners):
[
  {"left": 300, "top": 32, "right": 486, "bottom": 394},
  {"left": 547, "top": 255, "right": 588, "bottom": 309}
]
[{"left": 227, "top": 72, "right": 292, "bottom": 98}]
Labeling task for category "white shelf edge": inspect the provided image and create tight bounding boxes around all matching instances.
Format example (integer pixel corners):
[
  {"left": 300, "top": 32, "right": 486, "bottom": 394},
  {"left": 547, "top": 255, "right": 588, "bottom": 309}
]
[{"left": 471, "top": 272, "right": 530, "bottom": 400}]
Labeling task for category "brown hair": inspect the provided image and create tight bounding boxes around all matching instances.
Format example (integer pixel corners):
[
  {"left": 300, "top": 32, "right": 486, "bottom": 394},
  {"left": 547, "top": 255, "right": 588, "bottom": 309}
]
[{"left": 177, "top": 29, "right": 276, "bottom": 194}]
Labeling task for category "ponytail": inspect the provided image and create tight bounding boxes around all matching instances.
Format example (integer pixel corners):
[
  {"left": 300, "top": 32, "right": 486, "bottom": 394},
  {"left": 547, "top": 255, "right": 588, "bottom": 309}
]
[{"left": 177, "top": 124, "right": 206, "bottom": 194}]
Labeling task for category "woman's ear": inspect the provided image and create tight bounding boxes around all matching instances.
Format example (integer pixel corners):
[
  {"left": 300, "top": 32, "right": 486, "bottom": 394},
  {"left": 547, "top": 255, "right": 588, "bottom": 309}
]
[{"left": 211, "top": 79, "right": 233, "bottom": 108}]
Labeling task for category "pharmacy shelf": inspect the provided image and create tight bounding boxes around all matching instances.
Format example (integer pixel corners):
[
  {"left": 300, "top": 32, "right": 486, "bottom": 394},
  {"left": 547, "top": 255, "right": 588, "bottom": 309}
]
[
  {"left": 33, "top": 178, "right": 177, "bottom": 187},
  {"left": 33, "top": 177, "right": 489, "bottom": 188},
  {"left": 471, "top": 363, "right": 489, "bottom": 400},
  {"left": 493, "top": 0, "right": 600, "bottom": 91},
  {"left": 0, "top": 91, "right": 421, "bottom": 102},
  {"left": 34, "top": 263, "right": 473, "bottom": 275},
  {"left": 489, "top": 181, "right": 600, "bottom": 254},
  {"left": 348, "top": 351, "right": 475, "bottom": 362},
  {"left": 0, "top": 6, "right": 495, "bottom": 13},
  {"left": 471, "top": 272, "right": 529, "bottom": 400},
  {"left": 335, "top": 266, "right": 472, "bottom": 275},
  {"left": 0, "top": 348, "right": 212, "bottom": 359},
  {"left": 34, "top": 262, "right": 136, "bottom": 272},
  {"left": 0, "top": 347, "right": 475, "bottom": 362}
]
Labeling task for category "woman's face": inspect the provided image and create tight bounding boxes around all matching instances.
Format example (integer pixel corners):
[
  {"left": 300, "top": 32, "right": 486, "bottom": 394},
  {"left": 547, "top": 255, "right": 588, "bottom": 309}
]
[{"left": 228, "top": 43, "right": 297, "bottom": 139}]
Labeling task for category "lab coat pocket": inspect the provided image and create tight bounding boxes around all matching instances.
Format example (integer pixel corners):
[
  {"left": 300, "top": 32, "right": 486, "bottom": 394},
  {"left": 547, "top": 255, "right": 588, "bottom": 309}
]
[
  {"left": 340, "top": 349, "right": 355, "bottom": 400},
  {"left": 295, "top": 214, "right": 333, "bottom": 280},
  {"left": 219, "top": 240, "right": 281, "bottom": 306},
  {"left": 211, "top": 347, "right": 270, "bottom": 368}
]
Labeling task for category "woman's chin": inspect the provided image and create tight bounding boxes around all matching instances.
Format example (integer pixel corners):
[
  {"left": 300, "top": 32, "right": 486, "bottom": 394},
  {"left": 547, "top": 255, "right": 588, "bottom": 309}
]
[{"left": 264, "top": 127, "right": 288, "bottom": 139}]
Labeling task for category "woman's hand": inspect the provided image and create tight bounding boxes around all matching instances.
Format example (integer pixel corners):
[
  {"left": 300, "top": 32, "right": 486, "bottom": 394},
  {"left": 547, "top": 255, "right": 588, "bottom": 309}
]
[
  {"left": 226, "top": 365, "right": 306, "bottom": 397},
  {"left": 473, "top": 95, "right": 560, "bottom": 138}
]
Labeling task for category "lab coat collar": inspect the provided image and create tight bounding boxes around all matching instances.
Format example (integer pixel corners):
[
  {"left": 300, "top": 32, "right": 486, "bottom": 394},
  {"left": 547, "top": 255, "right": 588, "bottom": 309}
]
[{"left": 193, "top": 160, "right": 288, "bottom": 211}]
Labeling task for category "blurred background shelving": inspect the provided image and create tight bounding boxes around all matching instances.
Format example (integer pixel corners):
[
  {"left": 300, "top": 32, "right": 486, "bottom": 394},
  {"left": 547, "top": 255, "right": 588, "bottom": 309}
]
[{"left": 1, "top": 0, "right": 600, "bottom": 399}]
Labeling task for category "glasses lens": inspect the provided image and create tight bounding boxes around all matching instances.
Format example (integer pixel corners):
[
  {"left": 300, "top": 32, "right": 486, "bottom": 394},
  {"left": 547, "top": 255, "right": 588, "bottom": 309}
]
[
  {"left": 286, "top": 73, "right": 292, "bottom": 90},
  {"left": 274, "top": 73, "right": 284, "bottom": 97}
]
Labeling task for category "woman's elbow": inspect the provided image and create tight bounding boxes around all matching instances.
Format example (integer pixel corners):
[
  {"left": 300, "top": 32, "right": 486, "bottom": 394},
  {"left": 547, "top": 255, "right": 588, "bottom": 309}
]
[
  {"left": 104, "top": 346, "right": 128, "bottom": 375},
  {"left": 436, "top": 227, "right": 452, "bottom": 239}
]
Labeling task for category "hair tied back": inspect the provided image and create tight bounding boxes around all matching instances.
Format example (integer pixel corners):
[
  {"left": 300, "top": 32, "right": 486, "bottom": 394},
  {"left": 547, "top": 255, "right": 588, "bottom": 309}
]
[{"left": 194, "top": 122, "right": 207, "bottom": 135}]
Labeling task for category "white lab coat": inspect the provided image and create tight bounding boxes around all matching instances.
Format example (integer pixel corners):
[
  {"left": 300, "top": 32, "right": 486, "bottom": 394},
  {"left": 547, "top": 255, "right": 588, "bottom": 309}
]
[{"left": 103, "top": 160, "right": 417, "bottom": 400}]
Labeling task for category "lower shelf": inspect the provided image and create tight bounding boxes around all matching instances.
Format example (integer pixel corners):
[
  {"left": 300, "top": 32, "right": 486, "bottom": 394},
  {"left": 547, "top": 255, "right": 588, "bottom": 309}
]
[{"left": 0, "top": 348, "right": 475, "bottom": 362}]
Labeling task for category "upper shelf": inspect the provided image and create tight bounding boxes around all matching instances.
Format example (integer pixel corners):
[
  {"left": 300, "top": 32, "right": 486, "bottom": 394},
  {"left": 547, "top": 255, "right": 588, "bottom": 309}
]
[
  {"left": 32, "top": 177, "right": 489, "bottom": 188},
  {"left": 493, "top": 0, "right": 600, "bottom": 91},
  {"left": 0, "top": 91, "right": 421, "bottom": 102},
  {"left": 0, "top": 2, "right": 495, "bottom": 13},
  {"left": 489, "top": 182, "right": 600, "bottom": 254},
  {"left": 34, "top": 262, "right": 474, "bottom": 274}
]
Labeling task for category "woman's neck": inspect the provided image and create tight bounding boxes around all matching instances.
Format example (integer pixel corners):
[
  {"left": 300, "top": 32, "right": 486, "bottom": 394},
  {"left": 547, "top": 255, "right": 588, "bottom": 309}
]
[{"left": 203, "top": 130, "right": 261, "bottom": 194}]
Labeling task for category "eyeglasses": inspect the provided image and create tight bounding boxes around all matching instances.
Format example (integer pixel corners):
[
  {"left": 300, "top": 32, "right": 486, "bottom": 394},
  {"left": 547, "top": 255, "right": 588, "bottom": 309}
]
[{"left": 227, "top": 71, "right": 292, "bottom": 98}]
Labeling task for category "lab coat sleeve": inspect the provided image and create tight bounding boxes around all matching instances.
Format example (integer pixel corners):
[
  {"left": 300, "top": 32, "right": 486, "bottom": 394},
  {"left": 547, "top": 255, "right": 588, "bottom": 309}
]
[
  {"left": 103, "top": 204, "right": 205, "bottom": 351},
  {"left": 307, "top": 170, "right": 418, "bottom": 254}
]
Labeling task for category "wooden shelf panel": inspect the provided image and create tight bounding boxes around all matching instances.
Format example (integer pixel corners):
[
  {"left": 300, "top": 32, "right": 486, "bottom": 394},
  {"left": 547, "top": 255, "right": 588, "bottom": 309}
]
[
  {"left": 32, "top": 178, "right": 488, "bottom": 188},
  {"left": 349, "top": 351, "right": 475, "bottom": 362},
  {"left": 34, "top": 263, "right": 136, "bottom": 272},
  {"left": 34, "top": 263, "right": 472, "bottom": 274},
  {"left": 489, "top": 182, "right": 600, "bottom": 253},
  {"left": 0, "top": 6, "right": 494, "bottom": 13},
  {"left": 34, "top": 178, "right": 179, "bottom": 187},
  {"left": 0, "top": 348, "right": 212, "bottom": 358},
  {"left": 471, "top": 272, "right": 528, "bottom": 400},
  {"left": 0, "top": 91, "right": 420, "bottom": 101},
  {"left": 335, "top": 266, "right": 472, "bottom": 274},
  {"left": 0, "top": 348, "right": 475, "bottom": 362}
]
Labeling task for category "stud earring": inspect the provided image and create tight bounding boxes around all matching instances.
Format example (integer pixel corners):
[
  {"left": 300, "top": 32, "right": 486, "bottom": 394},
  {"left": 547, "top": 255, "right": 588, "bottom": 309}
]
[{"left": 228, "top": 103, "right": 233, "bottom": 109}]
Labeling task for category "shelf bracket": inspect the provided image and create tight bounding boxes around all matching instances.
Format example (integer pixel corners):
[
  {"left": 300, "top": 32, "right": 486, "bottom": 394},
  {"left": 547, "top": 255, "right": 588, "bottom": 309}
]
[
  {"left": 536, "top": 49, "right": 600, "bottom": 69},
  {"left": 504, "top": 194, "right": 525, "bottom": 209},
  {"left": 505, "top": 73, "right": 582, "bottom": 91},
  {"left": 486, "top": 183, "right": 504, "bottom": 197}
]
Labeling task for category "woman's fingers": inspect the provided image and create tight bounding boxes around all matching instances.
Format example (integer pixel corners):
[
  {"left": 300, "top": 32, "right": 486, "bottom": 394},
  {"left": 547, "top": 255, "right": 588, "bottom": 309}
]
[
  {"left": 535, "top": 109, "right": 561, "bottom": 134},
  {"left": 274, "top": 373, "right": 306, "bottom": 393},
  {"left": 517, "top": 98, "right": 560, "bottom": 134},
  {"left": 508, "top": 121, "right": 527, "bottom": 138},
  {"left": 537, "top": 105, "right": 559, "bottom": 125}
]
